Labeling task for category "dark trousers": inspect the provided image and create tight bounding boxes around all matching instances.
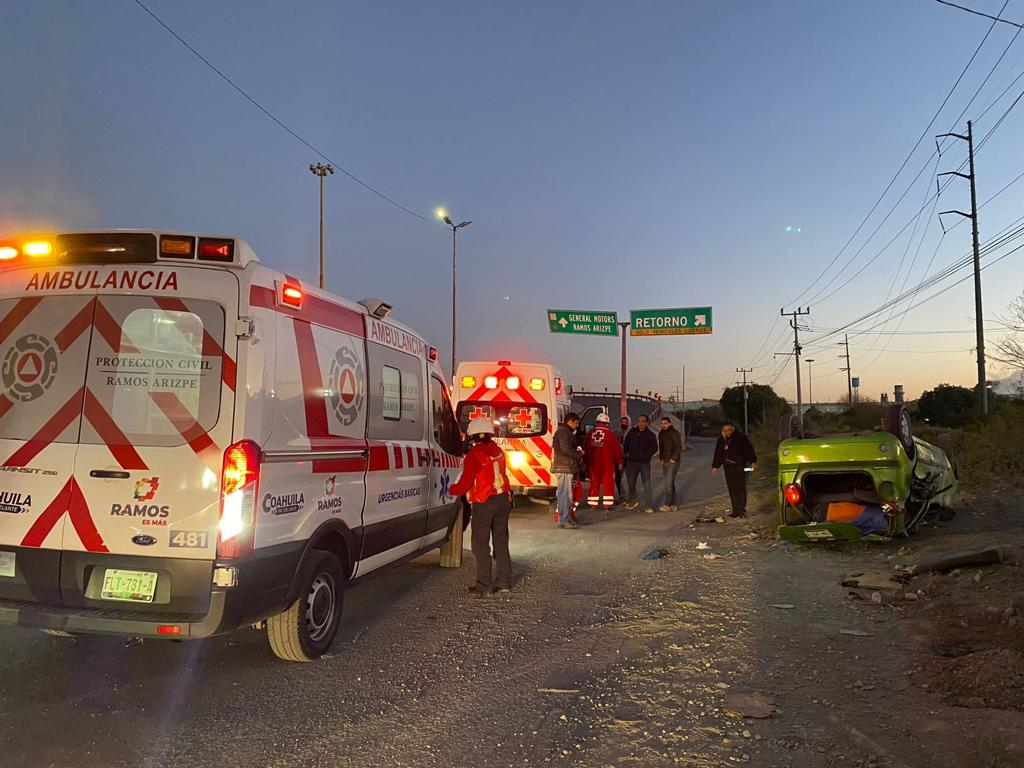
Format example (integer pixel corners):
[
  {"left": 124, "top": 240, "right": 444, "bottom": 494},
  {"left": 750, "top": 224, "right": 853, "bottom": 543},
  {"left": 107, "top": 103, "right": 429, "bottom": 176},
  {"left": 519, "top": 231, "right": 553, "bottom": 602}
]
[
  {"left": 471, "top": 493, "right": 512, "bottom": 590},
  {"left": 615, "top": 464, "right": 626, "bottom": 498},
  {"left": 625, "top": 461, "right": 653, "bottom": 507},
  {"left": 724, "top": 465, "right": 748, "bottom": 515}
]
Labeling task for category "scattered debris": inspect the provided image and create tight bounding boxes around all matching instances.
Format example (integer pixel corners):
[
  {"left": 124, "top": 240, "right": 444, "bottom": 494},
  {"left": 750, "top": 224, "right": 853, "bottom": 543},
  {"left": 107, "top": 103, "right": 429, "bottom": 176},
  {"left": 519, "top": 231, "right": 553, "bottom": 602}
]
[
  {"left": 840, "top": 629, "right": 873, "bottom": 637},
  {"left": 702, "top": 553, "right": 723, "bottom": 560},
  {"left": 724, "top": 691, "right": 779, "bottom": 719},
  {"left": 697, "top": 542, "right": 711, "bottom": 551},
  {"left": 640, "top": 548, "right": 670, "bottom": 560},
  {"left": 770, "top": 604, "right": 795, "bottom": 610},
  {"left": 907, "top": 546, "right": 1008, "bottom": 576},
  {"left": 537, "top": 688, "right": 580, "bottom": 695},
  {"left": 694, "top": 515, "right": 727, "bottom": 524},
  {"left": 841, "top": 570, "right": 910, "bottom": 591}
]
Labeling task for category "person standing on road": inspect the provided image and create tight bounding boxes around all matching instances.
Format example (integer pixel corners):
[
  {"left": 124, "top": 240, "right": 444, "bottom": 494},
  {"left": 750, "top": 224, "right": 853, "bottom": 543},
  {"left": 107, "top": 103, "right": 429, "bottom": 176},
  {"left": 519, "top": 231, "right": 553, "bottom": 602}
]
[
  {"left": 623, "top": 414, "right": 659, "bottom": 513},
  {"left": 551, "top": 412, "right": 582, "bottom": 529},
  {"left": 616, "top": 415, "right": 631, "bottom": 501},
  {"left": 657, "top": 416, "right": 683, "bottom": 512},
  {"left": 448, "top": 417, "right": 513, "bottom": 596},
  {"left": 584, "top": 412, "right": 623, "bottom": 510},
  {"left": 711, "top": 422, "right": 758, "bottom": 518}
]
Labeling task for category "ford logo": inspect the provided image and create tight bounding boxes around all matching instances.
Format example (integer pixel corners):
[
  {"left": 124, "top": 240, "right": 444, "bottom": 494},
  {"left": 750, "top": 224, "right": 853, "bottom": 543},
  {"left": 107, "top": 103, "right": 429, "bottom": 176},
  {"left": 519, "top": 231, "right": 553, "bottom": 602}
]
[{"left": 131, "top": 534, "right": 157, "bottom": 547}]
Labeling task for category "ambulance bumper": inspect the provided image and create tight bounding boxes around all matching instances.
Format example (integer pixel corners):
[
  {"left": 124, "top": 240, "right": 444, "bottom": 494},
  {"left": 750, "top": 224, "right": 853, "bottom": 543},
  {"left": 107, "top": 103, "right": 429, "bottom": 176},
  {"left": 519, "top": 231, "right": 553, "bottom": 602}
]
[
  {"left": 0, "top": 543, "right": 303, "bottom": 639},
  {"left": 519, "top": 485, "right": 556, "bottom": 499}
]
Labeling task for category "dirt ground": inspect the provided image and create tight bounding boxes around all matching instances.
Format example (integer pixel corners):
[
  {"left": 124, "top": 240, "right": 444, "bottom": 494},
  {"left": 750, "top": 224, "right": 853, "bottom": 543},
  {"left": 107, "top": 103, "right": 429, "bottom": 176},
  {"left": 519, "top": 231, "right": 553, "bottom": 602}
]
[{"left": 1, "top": 439, "right": 1021, "bottom": 768}]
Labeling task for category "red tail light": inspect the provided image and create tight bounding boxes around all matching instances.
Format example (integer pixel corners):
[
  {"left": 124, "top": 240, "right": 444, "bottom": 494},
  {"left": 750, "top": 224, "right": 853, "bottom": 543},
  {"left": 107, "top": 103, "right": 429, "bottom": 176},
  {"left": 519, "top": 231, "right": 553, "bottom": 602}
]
[
  {"left": 218, "top": 440, "right": 261, "bottom": 559},
  {"left": 198, "top": 237, "right": 234, "bottom": 262},
  {"left": 281, "top": 284, "right": 303, "bottom": 308},
  {"left": 783, "top": 483, "right": 803, "bottom": 505}
]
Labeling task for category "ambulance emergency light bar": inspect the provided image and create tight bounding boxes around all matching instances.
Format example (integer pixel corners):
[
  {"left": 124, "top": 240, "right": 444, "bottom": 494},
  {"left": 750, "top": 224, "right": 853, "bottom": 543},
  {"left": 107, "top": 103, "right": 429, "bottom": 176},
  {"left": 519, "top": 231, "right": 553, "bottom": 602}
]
[{"left": 0, "top": 232, "right": 246, "bottom": 267}]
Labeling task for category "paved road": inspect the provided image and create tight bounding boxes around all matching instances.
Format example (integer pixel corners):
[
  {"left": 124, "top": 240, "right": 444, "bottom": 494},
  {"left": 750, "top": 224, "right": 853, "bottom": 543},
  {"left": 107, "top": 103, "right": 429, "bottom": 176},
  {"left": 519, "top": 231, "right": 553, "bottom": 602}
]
[{"left": 0, "top": 439, "right": 723, "bottom": 768}]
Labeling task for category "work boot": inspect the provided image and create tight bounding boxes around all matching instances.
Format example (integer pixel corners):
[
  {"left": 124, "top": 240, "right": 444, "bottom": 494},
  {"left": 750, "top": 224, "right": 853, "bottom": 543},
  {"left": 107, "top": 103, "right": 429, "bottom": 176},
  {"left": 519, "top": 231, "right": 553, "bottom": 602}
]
[
  {"left": 730, "top": 511, "right": 747, "bottom": 519},
  {"left": 658, "top": 505, "right": 672, "bottom": 512},
  {"left": 644, "top": 507, "right": 654, "bottom": 515},
  {"left": 468, "top": 586, "right": 488, "bottom": 598},
  {"left": 624, "top": 501, "right": 639, "bottom": 510}
]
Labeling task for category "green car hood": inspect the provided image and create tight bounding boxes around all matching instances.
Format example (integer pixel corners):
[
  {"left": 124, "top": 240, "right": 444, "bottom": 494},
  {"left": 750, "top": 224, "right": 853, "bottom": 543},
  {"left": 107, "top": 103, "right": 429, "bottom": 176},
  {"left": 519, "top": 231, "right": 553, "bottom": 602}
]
[{"left": 777, "top": 432, "right": 911, "bottom": 473}]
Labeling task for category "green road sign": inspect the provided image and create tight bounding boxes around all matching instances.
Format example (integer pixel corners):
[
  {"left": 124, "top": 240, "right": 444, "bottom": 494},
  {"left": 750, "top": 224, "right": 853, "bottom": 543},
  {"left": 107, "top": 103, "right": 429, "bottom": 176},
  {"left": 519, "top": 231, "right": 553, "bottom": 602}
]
[
  {"left": 630, "top": 307, "right": 713, "bottom": 336},
  {"left": 547, "top": 309, "right": 619, "bottom": 336}
]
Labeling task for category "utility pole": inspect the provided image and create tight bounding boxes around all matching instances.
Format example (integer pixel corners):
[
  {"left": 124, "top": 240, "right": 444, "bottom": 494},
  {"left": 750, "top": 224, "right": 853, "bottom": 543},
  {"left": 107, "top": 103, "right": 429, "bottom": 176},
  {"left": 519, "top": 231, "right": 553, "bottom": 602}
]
[
  {"left": 619, "top": 321, "right": 630, "bottom": 419},
  {"left": 838, "top": 334, "right": 853, "bottom": 405},
  {"left": 779, "top": 307, "right": 811, "bottom": 425},
  {"left": 937, "top": 120, "right": 988, "bottom": 414},
  {"left": 309, "top": 163, "right": 335, "bottom": 289},
  {"left": 736, "top": 367, "right": 753, "bottom": 433}
]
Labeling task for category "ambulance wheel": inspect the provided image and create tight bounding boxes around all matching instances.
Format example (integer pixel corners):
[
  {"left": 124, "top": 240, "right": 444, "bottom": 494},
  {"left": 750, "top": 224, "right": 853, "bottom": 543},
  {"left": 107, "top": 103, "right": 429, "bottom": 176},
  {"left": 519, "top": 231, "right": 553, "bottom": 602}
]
[{"left": 268, "top": 551, "right": 344, "bottom": 662}]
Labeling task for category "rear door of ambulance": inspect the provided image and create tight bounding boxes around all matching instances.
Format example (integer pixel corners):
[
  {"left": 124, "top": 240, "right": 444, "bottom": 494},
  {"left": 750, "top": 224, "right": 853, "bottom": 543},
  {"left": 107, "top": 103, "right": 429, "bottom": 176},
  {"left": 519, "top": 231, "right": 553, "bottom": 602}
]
[{"left": 0, "top": 246, "right": 237, "bottom": 615}]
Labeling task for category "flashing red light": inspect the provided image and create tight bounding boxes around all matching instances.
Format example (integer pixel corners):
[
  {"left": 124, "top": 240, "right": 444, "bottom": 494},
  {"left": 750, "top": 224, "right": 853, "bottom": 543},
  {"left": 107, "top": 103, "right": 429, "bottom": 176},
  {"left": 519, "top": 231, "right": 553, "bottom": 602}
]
[
  {"left": 281, "top": 284, "right": 303, "bottom": 308},
  {"left": 198, "top": 238, "right": 234, "bottom": 261},
  {"left": 484, "top": 375, "right": 498, "bottom": 389},
  {"left": 554, "top": 377, "right": 564, "bottom": 396},
  {"left": 157, "top": 625, "right": 181, "bottom": 635},
  {"left": 783, "top": 483, "right": 803, "bottom": 505},
  {"left": 497, "top": 360, "right": 511, "bottom": 366}
]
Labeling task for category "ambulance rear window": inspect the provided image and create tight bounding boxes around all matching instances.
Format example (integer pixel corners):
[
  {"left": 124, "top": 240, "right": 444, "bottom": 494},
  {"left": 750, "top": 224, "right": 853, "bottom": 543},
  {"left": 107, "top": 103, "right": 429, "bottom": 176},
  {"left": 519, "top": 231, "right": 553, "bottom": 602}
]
[
  {"left": 457, "top": 402, "right": 547, "bottom": 438},
  {"left": 82, "top": 297, "right": 227, "bottom": 448}
]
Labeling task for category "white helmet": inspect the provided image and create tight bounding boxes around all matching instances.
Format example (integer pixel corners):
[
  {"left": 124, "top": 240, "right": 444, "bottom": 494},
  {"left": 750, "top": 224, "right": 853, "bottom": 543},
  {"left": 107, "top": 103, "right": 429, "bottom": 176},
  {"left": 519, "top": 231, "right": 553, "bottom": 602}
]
[
  {"left": 596, "top": 412, "right": 611, "bottom": 424},
  {"left": 467, "top": 416, "right": 495, "bottom": 436}
]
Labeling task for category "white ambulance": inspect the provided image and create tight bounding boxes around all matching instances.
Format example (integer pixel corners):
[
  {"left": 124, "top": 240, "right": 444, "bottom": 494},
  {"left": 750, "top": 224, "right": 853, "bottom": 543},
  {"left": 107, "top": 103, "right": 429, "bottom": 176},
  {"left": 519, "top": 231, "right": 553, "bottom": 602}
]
[
  {"left": 0, "top": 231, "right": 465, "bottom": 661},
  {"left": 453, "top": 361, "right": 573, "bottom": 502}
]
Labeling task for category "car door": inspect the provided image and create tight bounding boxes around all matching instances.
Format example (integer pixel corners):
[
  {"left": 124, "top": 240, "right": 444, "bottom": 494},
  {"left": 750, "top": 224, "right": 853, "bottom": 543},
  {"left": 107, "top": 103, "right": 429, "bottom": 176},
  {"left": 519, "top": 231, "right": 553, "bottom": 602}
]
[
  {"left": 424, "top": 374, "right": 462, "bottom": 549},
  {"left": 0, "top": 293, "right": 94, "bottom": 604}
]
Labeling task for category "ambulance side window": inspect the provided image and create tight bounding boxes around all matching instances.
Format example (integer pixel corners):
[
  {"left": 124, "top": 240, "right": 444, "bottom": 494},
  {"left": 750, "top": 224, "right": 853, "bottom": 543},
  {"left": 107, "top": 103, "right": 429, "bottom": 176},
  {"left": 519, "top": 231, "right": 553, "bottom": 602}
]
[
  {"left": 367, "top": 342, "right": 422, "bottom": 441},
  {"left": 429, "top": 376, "right": 462, "bottom": 455}
]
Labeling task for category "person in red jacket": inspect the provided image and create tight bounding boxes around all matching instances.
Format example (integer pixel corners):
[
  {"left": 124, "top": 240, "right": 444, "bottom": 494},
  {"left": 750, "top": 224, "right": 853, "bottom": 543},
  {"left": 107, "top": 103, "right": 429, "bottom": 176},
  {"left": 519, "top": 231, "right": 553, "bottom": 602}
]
[
  {"left": 584, "top": 412, "right": 623, "bottom": 510},
  {"left": 449, "top": 416, "right": 513, "bottom": 597}
]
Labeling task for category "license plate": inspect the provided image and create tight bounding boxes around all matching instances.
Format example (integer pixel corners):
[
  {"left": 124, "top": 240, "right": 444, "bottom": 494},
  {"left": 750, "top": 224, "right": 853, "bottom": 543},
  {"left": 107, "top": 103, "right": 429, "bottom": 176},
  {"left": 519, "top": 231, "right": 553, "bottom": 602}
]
[{"left": 101, "top": 569, "right": 158, "bottom": 603}]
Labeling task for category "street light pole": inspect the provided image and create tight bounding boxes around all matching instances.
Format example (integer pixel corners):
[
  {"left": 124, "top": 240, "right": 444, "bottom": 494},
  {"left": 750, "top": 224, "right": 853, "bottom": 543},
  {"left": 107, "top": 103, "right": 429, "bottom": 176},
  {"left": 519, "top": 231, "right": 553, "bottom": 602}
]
[
  {"left": 436, "top": 209, "right": 472, "bottom": 381},
  {"left": 309, "top": 163, "right": 335, "bottom": 289},
  {"left": 619, "top": 322, "right": 630, "bottom": 419}
]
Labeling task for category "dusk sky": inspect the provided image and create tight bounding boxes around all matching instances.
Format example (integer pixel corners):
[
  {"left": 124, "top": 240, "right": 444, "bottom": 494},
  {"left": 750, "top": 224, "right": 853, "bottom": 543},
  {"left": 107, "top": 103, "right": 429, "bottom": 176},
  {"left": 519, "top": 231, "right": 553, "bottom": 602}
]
[{"left": 3, "top": 0, "right": 1023, "bottom": 403}]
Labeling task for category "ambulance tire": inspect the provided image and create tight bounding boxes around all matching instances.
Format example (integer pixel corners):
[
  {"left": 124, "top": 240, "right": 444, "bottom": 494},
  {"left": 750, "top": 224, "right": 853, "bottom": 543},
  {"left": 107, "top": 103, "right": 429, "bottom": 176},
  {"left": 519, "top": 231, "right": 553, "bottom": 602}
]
[{"left": 267, "top": 550, "right": 344, "bottom": 662}]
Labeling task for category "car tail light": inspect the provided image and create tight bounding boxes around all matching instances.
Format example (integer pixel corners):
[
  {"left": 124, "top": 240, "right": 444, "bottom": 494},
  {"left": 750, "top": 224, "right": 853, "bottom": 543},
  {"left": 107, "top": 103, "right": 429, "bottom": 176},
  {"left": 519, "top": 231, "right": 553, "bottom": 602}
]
[
  {"left": 460, "top": 375, "right": 476, "bottom": 388},
  {"left": 218, "top": 440, "right": 261, "bottom": 559},
  {"left": 281, "top": 284, "right": 303, "bottom": 308},
  {"left": 528, "top": 377, "right": 545, "bottom": 391},
  {"left": 783, "top": 483, "right": 803, "bottom": 505},
  {"left": 157, "top": 625, "right": 181, "bottom": 635},
  {"left": 506, "top": 376, "right": 520, "bottom": 390},
  {"left": 507, "top": 450, "right": 527, "bottom": 469},
  {"left": 198, "top": 237, "right": 234, "bottom": 262},
  {"left": 484, "top": 375, "right": 498, "bottom": 389}
]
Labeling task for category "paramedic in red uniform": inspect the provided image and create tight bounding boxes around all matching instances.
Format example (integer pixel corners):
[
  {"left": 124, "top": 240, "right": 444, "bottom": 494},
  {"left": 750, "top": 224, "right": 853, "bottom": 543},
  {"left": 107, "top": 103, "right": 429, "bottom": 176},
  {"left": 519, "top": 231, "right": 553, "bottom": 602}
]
[
  {"left": 584, "top": 412, "right": 622, "bottom": 509},
  {"left": 449, "top": 416, "right": 513, "bottom": 596}
]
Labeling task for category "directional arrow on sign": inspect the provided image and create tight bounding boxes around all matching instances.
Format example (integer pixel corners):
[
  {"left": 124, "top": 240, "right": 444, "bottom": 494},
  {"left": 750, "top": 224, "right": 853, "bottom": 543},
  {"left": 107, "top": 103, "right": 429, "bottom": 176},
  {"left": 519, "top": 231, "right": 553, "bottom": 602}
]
[
  {"left": 695, "top": 315, "right": 707, "bottom": 326},
  {"left": 558, "top": 318, "right": 568, "bottom": 327}
]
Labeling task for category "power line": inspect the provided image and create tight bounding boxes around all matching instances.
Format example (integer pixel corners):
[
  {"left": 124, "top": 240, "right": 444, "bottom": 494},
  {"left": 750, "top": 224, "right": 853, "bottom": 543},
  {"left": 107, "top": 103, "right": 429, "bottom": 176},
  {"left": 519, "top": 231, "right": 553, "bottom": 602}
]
[
  {"left": 782, "top": 2, "right": 1009, "bottom": 309},
  {"left": 935, "top": 0, "right": 1024, "bottom": 29},
  {"left": 132, "top": 0, "right": 431, "bottom": 223}
]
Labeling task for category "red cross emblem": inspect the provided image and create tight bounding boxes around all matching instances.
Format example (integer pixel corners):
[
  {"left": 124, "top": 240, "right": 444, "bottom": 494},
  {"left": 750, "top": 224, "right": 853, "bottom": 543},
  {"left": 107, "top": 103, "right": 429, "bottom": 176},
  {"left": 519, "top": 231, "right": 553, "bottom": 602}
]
[
  {"left": 512, "top": 408, "right": 534, "bottom": 429},
  {"left": 469, "top": 407, "right": 488, "bottom": 420}
]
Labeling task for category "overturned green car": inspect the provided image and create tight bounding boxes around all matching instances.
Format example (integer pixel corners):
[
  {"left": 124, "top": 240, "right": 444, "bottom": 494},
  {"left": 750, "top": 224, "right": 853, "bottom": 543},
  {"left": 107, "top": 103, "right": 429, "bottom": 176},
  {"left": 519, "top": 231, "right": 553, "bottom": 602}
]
[{"left": 777, "top": 406, "right": 958, "bottom": 543}]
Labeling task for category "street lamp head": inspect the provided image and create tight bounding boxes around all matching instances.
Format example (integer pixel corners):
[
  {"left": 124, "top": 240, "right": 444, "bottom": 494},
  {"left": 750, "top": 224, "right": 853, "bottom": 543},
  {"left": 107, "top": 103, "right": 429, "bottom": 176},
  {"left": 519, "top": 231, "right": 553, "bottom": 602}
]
[
  {"left": 435, "top": 207, "right": 448, "bottom": 221},
  {"left": 309, "top": 164, "right": 316, "bottom": 173},
  {"left": 456, "top": 220, "right": 472, "bottom": 229}
]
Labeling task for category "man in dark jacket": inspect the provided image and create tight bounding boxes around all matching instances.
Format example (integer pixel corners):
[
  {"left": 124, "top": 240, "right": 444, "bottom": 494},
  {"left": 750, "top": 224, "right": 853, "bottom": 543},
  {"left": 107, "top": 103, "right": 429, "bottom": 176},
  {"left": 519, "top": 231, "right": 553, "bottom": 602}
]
[
  {"left": 711, "top": 422, "right": 758, "bottom": 518},
  {"left": 657, "top": 416, "right": 683, "bottom": 511},
  {"left": 623, "top": 414, "right": 659, "bottom": 513},
  {"left": 551, "top": 412, "right": 581, "bottom": 528}
]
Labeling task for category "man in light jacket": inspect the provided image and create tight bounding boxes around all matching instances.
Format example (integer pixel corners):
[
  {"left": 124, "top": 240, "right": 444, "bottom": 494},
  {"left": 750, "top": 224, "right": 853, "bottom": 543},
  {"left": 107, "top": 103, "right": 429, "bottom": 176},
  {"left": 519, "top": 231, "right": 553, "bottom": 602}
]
[{"left": 551, "top": 412, "right": 582, "bottom": 528}]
